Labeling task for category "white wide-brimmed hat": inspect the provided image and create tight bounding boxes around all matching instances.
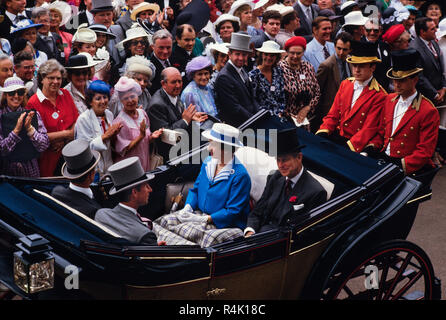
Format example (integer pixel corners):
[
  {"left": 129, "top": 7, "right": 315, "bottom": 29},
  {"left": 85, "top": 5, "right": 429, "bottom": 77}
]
[
  {"left": 229, "top": 0, "right": 254, "bottom": 15},
  {"left": 108, "top": 157, "right": 154, "bottom": 195},
  {"left": 256, "top": 40, "right": 285, "bottom": 54},
  {"left": 343, "top": 11, "right": 368, "bottom": 27},
  {"left": 72, "top": 24, "right": 97, "bottom": 43},
  {"left": 214, "top": 13, "right": 240, "bottom": 29},
  {"left": 437, "top": 18, "right": 446, "bottom": 39},
  {"left": 253, "top": 0, "right": 268, "bottom": 10},
  {"left": 116, "top": 23, "right": 151, "bottom": 50},
  {"left": 208, "top": 42, "right": 230, "bottom": 55},
  {"left": 280, "top": 5, "right": 294, "bottom": 16},
  {"left": 264, "top": 3, "right": 285, "bottom": 14},
  {"left": 131, "top": 2, "right": 160, "bottom": 21},
  {"left": 202, "top": 123, "right": 244, "bottom": 148},
  {"left": 0, "top": 76, "right": 26, "bottom": 92},
  {"left": 48, "top": 0, "right": 72, "bottom": 27}
]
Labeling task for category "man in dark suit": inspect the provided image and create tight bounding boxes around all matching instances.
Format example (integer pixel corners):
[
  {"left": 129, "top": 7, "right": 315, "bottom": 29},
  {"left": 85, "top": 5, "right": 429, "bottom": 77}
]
[
  {"left": 315, "top": 31, "right": 352, "bottom": 132},
  {"left": 170, "top": 24, "right": 197, "bottom": 85},
  {"left": 51, "top": 140, "right": 102, "bottom": 219},
  {"left": 251, "top": 10, "right": 282, "bottom": 48},
  {"left": 31, "top": 7, "right": 64, "bottom": 65},
  {"left": 95, "top": 157, "right": 163, "bottom": 245},
  {"left": 149, "top": 29, "right": 173, "bottom": 95},
  {"left": 244, "top": 128, "right": 327, "bottom": 236},
  {"left": 293, "top": 0, "right": 319, "bottom": 41},
  {"left": 410, "top": 17, "right": 446, "bottom": 104},
  {"left": 0, "top": 0, "right": 32, "bottom": 42},
  {"left": 214, "top": 32, "right": 259, "bottom": 127},
  {"left": 147, "top": 67, "right": 208, "bottom": 160}
]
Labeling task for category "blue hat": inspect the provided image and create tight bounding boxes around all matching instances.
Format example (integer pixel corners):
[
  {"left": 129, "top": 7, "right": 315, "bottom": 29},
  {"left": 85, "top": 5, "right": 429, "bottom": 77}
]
[
  {"left": 11, "top": 19, "right": 43, "bottom": 34},
  {"left": 88, "top": 80, "right": 111, "bottom": 95}
]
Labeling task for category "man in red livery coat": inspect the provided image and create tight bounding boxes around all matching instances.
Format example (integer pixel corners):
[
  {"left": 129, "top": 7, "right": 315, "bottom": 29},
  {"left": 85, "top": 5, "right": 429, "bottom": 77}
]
[
  {"left": 373, "top": 49, "right": 440, "bottom": 175},
  {"left": 316, "top": 41, "right": 387, "bottom": 154}
]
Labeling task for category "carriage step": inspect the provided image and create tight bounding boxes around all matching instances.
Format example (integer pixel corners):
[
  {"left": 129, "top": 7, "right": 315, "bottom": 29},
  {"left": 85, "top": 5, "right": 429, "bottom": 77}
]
[{"left": 402, "top": 291, "right": 424, "bottom": 300}]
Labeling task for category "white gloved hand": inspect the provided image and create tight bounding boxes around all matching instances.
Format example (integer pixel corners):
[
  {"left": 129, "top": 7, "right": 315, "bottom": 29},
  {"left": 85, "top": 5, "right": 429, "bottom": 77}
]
[
  {"left": 177, "top": 212, "right": 209, "bottom": 224},
  {"left": 177, "top": 204, "right": 193, "bottom": 215}
]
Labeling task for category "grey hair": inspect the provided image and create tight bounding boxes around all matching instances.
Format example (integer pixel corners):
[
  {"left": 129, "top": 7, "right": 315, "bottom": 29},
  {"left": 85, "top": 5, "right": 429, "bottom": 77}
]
[
  {"left": 0, "top": 53, "right": 12, "bottom": 64},
  {"left": 32, "top": 6, "right": 50, "bottom": 20},
  {"left": 124, "top": 70, "right": 152, "bottom": 87},
  {"left": 152, "top": 29, "right": 173, "bottom": 44},
  {"left": 37, "top": 59, "right": 66, "bottom": 89}
]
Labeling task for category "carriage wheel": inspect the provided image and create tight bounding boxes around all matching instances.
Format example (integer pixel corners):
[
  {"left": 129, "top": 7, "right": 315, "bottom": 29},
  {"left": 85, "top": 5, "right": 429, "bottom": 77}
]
[{"left": 322, "top": 240, "right": 439, "bottom": 300}]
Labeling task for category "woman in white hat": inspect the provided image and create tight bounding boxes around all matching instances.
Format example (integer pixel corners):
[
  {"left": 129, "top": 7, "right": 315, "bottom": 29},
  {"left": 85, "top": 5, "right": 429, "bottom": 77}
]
[
  {"left": 206, "top": 42, "right": 229, "bottom": 91},
  {"left": 249, "top": 40, "right": 286, "bottom": 116},
  {"left": 229, "top": 0, "right": 258, "bottom": 36},
  {"left": 71, "top": 24, "right": 97, "bottom": 58},
  {"left": 0, "top": 77, "right": 49, "bottom": 177},
  {"left": 49, "top": 0, "right": 73, "bottom": 64},
  {"left": 214, "top": 14, "right": 240, "bottom": 43},
  {"left": 179, "top": 123, "right": 251, "bottom": 230}
]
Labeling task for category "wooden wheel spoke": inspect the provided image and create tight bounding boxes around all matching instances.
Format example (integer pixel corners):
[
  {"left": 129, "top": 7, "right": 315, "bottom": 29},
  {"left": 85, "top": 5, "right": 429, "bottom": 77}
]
[
  {"left": 391, "top": 270, "right": 423, "bottom": 300},
  {"left": 383, "top": 253, "right": 413, "bottom": 300}
]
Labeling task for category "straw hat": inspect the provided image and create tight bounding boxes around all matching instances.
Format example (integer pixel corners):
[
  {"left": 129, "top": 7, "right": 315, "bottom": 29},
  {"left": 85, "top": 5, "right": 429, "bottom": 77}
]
[
  {"left": 72, "top": 24, "right": 97, "bottom": 43},
  {"left": 61, "top": 140, "right": 101, "bottom": 179},
  {"left": 0, "top": 76, "right": 26, "bottom": 92},
  {"left": 48, "top": 0, "right": 72, "bottom": 27},
  {"left": 108, "top": 157, "right": 154, "bottom": 195},
  {"left": 202, "top": 123, "right": 244, "bottom": 148},
  {"left": 131, "top": 2, "right": 160, "bottom": 21},
  {"left": 208, "top": 42, "right": 230, "bottom": 55}
]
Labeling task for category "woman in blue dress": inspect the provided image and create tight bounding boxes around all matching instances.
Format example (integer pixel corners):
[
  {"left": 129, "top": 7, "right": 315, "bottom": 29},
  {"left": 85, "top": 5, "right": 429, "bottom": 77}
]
[
  {"left": 180, "top": 56, "right": 218, "bottom": 117},
  {"left": 249, "top": 40, "right": 287, "bottom": 116},
  {"left": 181, "top": 123, "right": 251, "bottom": 230}
]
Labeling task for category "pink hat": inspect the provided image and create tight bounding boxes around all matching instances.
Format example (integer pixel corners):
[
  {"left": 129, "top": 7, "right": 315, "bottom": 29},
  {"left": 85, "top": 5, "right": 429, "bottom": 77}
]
[{"left": 114, "top": 76, "right": 142, "bottom": 96}]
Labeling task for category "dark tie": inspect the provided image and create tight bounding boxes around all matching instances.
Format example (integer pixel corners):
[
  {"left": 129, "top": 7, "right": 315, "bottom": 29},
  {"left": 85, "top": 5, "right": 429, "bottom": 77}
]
[
  {"left": 14, "top": 14, "right": 27, "bottom": 24},
  {"left": 137, "top": 212, "right": 153, "bottom": 230},
  {"left": 176, "top": 99, "right": 184, "bottom": 115},
  {"left": 284, "top": 178, "right": 292, "bottom": 197},
  {"left": 323, "top": 46, "right": 330, "bottom": 60},
  {"left": 340, "top": 61, "right": 347, "bottom": 80},
  {"left": 240, "top": 68, "right": 249, "bottom": 84}
]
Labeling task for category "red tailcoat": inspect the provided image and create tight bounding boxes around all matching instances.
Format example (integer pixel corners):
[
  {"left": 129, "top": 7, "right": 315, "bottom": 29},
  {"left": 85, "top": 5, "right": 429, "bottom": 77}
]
[
  {"left": 317, "top": 77, "right": 387, "bottom": 152},
  {"left": 376, "top": 93, "right": 439, "bottom": 174}
]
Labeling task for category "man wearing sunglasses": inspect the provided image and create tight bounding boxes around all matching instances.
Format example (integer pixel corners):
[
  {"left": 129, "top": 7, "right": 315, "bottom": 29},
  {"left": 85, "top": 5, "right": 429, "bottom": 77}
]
[{"left": 362, "top": 19, "right": 391, "bottom": 92}]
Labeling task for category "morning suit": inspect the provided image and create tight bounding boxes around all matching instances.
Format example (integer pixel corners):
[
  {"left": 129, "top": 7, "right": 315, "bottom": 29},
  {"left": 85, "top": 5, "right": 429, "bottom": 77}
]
[
  {"left": 410, "top": 37, "right": 446, "bottom": 102},
  {"left": 51, "top": 185, "right": 102, "bottom": 219},
  {"left": 185, "top": 156, "right": 251, "bottom": 229},
  {"left": 375, "top": 93, "right": 439, "bottom": 174},
  {"left": 34, "top": 33, "right": 65, "bottom": 65},
  {"left": 95, "top": 204, "right": 158, "bottom": 245},
  {"left": 214, "top": 62, "right": 259, "bottom": 127},
  {"left": 247, "top": 169, "right": 327, "bottom": 233},
  {"left": 292, "top": 1, "right": 319, "bottom": 41},
  {"left": 0, "top": 9, "right": 32, "bottom": 42},
  {"left": 147, "top": 88, "right": 189, "bottom": 160},
  {"left": 315, "top": 53, "right": 350, "bottom": 131},
  {"left": 303, "top": 39, "right": 335, "bottom": 73},
  {"left": 317, "top": 77, "right": 387, "bottom": 153}
]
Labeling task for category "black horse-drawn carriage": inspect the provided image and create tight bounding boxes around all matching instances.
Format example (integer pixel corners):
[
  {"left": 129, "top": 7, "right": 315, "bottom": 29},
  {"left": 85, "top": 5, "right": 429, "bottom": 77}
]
[{"left": 0, "top": 110, "right": 441, "bottom": 300}]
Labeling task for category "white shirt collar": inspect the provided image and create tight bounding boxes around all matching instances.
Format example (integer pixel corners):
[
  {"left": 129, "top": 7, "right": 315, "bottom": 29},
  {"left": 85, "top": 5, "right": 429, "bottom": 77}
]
[
  {"left": 162, "top": 89, "right": 178, "bottom": 105},
  {"left": 397, "top": 90, "right": 418, "bottom": 107},
  {"left": 298, "top": 0, "right": 310, "bottom": 10},
  {"left": 119, "top": 203, "right": 139, "bottom": 216},
  {"left": 206, "top": 157, "right": 235, "bottom": 181},
  {"left": 36, "top": 88, "right": 63, "bottom": 103},
  {"left": 6, "top": 10, "right": 26, "bottom": 22},
  {"left": 420, "top": 37, "right": 432, "bottom": 48},
  {"left": 265, "top": 32, "right": 275, "bottom": 41},
  {"left": 228, "top": 59, "right": 243, "bottom": 73},
  {"left": 69, "top": 183, "right": 94, "bottom": 199},
  {"left": 86, "top": 10, "right": 94, "bottom": 25},
  {"left": 287, "top": 166, "right": 304, "bottom": 188},
  {"left": 313, "top": 38, "right": 327, "bottom": 50},
  {"left": 354, "top": 76, "right": 373, "bottom": 90}
]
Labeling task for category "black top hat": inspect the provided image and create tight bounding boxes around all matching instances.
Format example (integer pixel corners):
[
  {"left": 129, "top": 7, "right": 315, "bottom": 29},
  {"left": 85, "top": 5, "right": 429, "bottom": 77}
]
[
  {"left": 346, "top": 40, "right": 381, "bottom": 64},
  {"left": 61, "top": 140, "right": 100, "bottom": 179},
  {"left": 274, "top": 128, "right": 305, "bottom": 157},
  {"left": 387, "top": 48, "right": 423, "bottom": 80}
]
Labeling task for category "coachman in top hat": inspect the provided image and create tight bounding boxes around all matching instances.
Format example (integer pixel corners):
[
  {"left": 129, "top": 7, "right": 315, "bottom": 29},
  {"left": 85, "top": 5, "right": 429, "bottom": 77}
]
[
  {"left": 316, "top": 41, "right": 387, "bottom": 154},
  {"left": 372, "top": 49, "right": 440, "bottom": 175}
]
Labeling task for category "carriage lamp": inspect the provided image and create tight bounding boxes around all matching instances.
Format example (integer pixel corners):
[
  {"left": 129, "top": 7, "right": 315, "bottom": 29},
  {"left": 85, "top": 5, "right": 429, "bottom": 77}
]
[{"left": 13, "top": 234, "right": 54, "bottom": 294}]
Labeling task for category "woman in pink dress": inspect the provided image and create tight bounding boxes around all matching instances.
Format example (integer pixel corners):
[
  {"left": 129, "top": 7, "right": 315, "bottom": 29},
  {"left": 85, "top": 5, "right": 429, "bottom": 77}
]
[
  {"left": 112, "top": 77, "right": 163, "bottom": 171},
  {"left": 49, "top": 1, "right": 73, "bottom": 64}
]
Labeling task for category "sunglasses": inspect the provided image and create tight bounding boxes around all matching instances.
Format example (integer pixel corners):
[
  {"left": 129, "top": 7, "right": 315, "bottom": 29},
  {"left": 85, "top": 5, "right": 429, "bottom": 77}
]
[
  {"left": 130, "top": 40, "right": 147, "bottom": 46},
  {"left": 365, "top": 28, "right": 380, "bottom": 33},
  {"left": 6, "top": 89, "right": 26, "bottom": 97}
]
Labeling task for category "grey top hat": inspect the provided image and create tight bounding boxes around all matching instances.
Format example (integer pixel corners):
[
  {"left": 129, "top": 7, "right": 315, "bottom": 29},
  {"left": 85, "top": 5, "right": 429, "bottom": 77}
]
[
  {"left": 61, "top": 140, "right": 101, "bottom": 179},
  {"left": 108, "top": 157, "right": 155, "bottom": 195},
  {"left": 90, "top": 0, "right": 114, "bottom": 13},
  {"left": 228, "top": 32, "right": 252, "bottom": 53}
]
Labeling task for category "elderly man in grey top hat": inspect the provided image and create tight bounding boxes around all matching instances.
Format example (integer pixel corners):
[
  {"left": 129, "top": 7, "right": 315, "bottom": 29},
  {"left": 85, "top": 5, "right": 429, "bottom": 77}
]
[
  {"left": 95, "top": 157, "right": 164, "bottom": 245},
  {"left": 51, "top": 140, "right": 102, "bottom": 219},
  {"left": 214, "top": 32, "right": 259, "bottom": 127}
]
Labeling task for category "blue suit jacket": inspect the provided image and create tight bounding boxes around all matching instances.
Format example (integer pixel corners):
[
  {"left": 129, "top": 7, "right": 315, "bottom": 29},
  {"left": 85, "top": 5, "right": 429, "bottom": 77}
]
[
  {"left": 186, "top": 156, "right": 251, "bottom": 229},
  {"left": 303, "top": 39, "right": 335, "bottom": 73}
]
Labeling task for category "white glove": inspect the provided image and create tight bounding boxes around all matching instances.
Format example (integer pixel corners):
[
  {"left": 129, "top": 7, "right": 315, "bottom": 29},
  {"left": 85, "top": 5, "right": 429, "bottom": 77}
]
[{"left": 177, "top": 204, "right": 193, "bottom": 215}]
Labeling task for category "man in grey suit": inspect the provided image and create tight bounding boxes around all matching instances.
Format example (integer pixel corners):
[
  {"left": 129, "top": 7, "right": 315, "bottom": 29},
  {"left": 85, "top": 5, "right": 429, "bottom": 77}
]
[
  {"left": 95, "top": 157, "right": 164, "bottom": 245},
  {"left": 314, "top": 32, "right": 352, "bottom": 132},
  {"left": 293, "top": 0, "right": 319, "bottom": 41},
  {"left": 244, "top": 128, "right": 327, "bottom": 237},
  {"left": 51, "top": 140, "right": 102, "bottom": 219}
]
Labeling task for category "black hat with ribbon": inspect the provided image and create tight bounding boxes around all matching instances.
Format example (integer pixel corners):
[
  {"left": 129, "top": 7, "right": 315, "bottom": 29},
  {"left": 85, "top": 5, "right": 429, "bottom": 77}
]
[
  {"left": 386, "top": 48, "right": 423, "bottom": 80},
  {"left": 275, "top": 128, "right": 305, "bottom": 157},
  {"left": 61, "top": 140, "right": 100, "bottom": 179}
]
